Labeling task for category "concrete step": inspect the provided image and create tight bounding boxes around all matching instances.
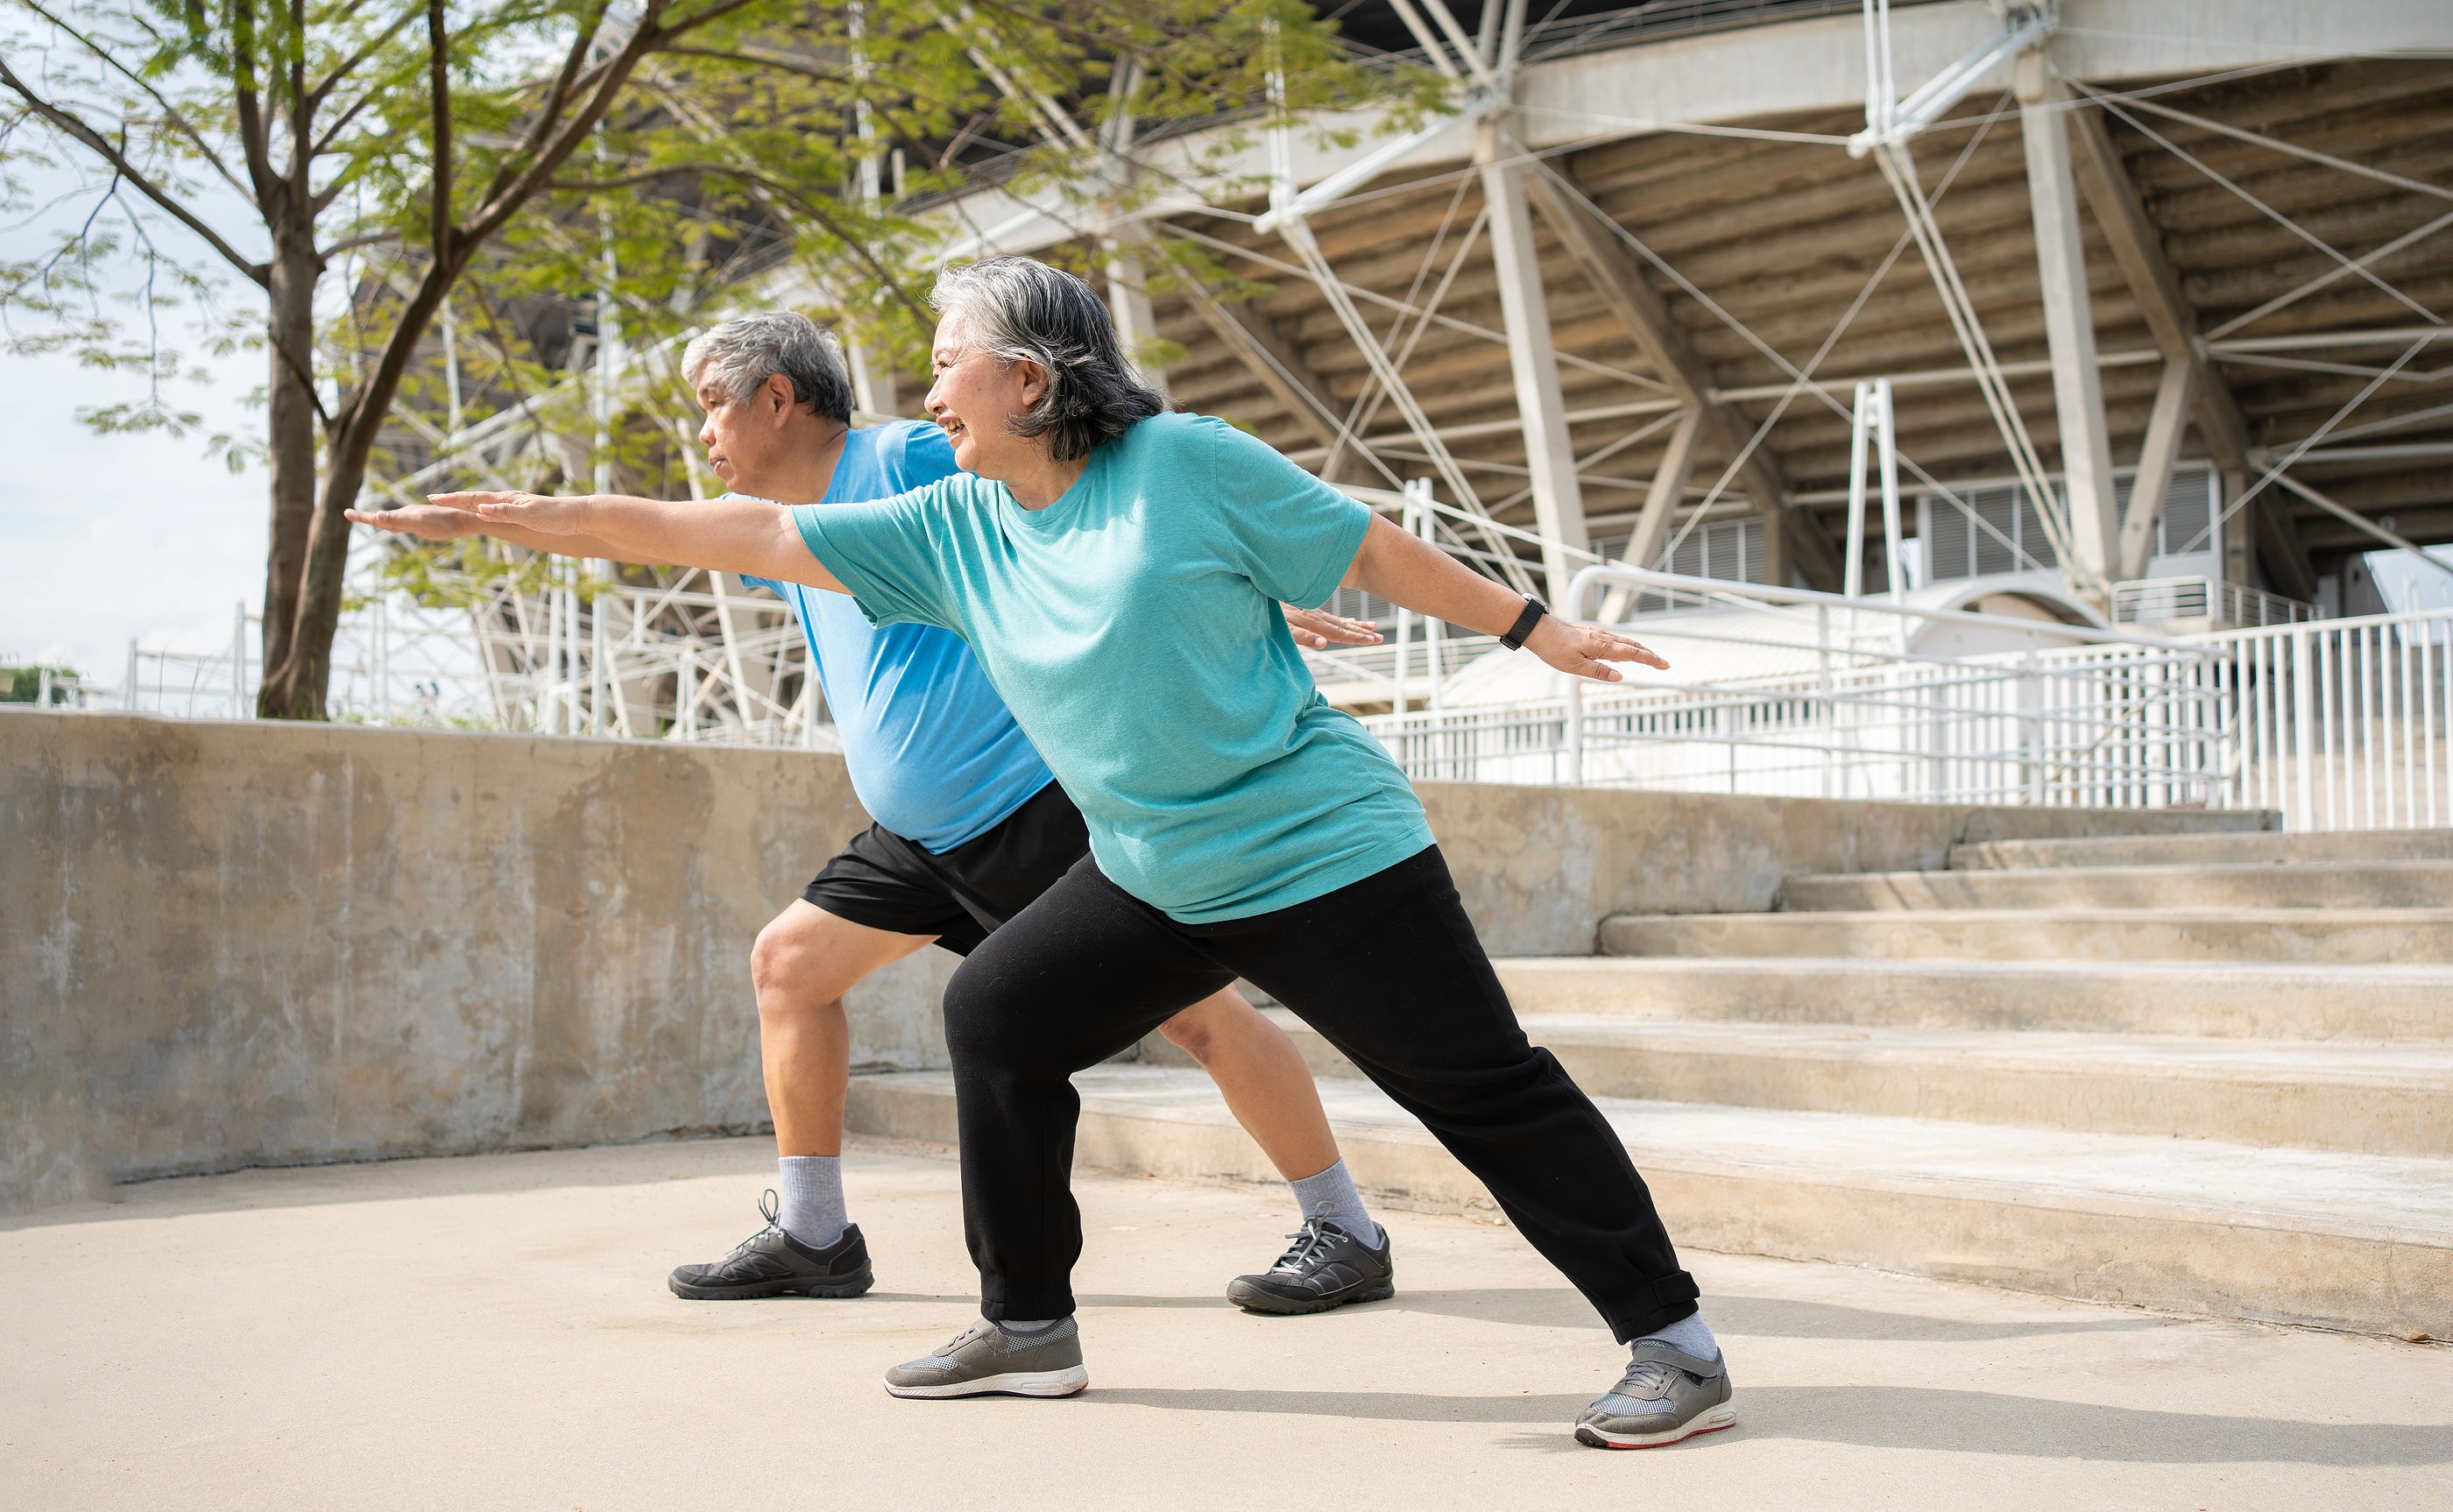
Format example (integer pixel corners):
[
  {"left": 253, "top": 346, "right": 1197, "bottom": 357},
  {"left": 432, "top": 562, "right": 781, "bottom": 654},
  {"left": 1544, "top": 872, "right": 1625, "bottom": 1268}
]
[
  {"left": 843, "top": 1064, "right": 2453, "bottom": 1339},
  {"left": 1153, "top": 1011, "right": 2453, "bottom": 1156},
  {"left": 1780, "top": 860, "right": 2453, "bottom": 912},
  {"left": 1483, "top": 957, "right": 2453, "bottom": 1041},
  {"left": 1597, "top": 907, "right": 2453, "bottom": 965},
  {"left": 1951, "top": 827, "right": 2453, "bottom": 871}
]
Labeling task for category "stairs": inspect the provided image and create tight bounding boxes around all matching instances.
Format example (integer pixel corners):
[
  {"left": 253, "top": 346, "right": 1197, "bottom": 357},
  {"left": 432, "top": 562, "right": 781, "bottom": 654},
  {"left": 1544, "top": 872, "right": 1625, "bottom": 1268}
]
[{"left": 846, "top": 827, "right": 2453, "bottom": 1339}]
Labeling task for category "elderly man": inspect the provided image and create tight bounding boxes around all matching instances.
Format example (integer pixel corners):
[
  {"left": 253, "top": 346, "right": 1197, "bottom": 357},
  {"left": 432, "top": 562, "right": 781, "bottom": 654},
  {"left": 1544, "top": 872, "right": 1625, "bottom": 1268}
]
[{"left": 362, "top": 313, "right": 1396, "bottom": 1316}]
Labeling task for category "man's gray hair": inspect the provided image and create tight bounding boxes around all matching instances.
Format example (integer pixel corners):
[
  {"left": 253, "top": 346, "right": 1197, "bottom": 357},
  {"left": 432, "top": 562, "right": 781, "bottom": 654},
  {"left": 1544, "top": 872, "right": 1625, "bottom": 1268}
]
[
  {"left": 681, "top": 312, "right": 854, "bottom": 422},
  {"left": 930, "top": 256, "right": 1165, "bottom": 462}
]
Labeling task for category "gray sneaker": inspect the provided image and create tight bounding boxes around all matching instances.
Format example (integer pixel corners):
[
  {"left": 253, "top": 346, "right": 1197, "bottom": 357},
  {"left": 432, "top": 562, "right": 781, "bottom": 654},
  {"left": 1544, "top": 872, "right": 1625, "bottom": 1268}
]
[
  {"left": 883, "top": 1318, "right": 1089, "bottom": 1400},
  {"left": 1573, "top": 1342, "right": 1736, "bottom": 1449},
  {"left": 667, "top": 1191, "right": 873, "bottom": 1301}
]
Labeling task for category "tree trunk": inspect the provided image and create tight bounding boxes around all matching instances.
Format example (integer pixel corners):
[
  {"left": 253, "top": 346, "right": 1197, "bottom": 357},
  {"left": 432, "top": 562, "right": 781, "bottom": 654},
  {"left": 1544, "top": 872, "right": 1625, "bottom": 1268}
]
[
  {"left": 255, "top": 232, "right": 324, "bottom": 717},
  {"left": 258, "top": 256, "right": 461, "bottom": 721}
]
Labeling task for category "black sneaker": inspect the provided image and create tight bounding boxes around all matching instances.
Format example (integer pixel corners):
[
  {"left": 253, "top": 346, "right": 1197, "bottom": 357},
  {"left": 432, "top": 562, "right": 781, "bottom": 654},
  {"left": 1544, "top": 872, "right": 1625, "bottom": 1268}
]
[
  {"left": 1226, "top": 1218, "right": 1396, "bottom": 1316},
  {"left": 667, "top": 1191, "right": 874, "bottom": 1300}
]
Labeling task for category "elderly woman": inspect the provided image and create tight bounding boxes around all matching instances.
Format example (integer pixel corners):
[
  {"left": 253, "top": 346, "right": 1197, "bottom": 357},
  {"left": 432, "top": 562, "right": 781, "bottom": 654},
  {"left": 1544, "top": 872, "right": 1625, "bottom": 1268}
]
[{"left": 364, "top": 257, "right": 1733, "bottom": 1451}]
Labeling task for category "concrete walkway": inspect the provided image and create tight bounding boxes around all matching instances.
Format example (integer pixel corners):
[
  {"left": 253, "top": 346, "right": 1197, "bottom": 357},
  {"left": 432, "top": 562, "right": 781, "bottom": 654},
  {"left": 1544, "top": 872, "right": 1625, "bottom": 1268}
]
[{"left": 4, "top": 1138, "right": 2447, "bottom": 1511}]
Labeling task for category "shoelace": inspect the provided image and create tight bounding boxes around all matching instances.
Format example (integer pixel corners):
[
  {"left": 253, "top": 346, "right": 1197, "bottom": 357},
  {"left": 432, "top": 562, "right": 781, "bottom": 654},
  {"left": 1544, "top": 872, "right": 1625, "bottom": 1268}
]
[
  {"left": 1609, "top": 1359, "right": 1679, "bottom": 1402},
  {"left": 1268, "top": 1217, "right": 1343, "bottom": 1274},
  {"left": 933, "top": 1320, "right": 997, "bottom": 1359},
  {"left": 721, "top": 1189, "right": 788, "bottom": 1261}
]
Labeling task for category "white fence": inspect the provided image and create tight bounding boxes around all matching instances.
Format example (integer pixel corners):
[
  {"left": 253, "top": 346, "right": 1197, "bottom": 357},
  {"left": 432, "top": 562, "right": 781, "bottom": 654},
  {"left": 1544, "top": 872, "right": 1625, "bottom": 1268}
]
[{"left": 1364, "top": 566, "right": 2453, "bottom": 832}]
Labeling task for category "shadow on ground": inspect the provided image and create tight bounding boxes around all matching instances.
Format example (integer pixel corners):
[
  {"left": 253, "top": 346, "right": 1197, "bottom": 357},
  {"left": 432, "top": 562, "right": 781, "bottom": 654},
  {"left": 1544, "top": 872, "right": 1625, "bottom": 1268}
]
[
  {"left": 1078, "top": 1287, "right": 2176, "bottom": 1344},
  {"left": 1080, "top": 1385, "right": 2453, "bottom": 1466}
]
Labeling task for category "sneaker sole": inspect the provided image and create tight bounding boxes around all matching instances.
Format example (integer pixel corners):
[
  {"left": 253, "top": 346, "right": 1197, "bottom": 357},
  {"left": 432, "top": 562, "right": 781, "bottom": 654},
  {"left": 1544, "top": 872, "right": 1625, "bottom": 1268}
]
[
  {"left": 882, "top": 1366, "right": 1090, "bottom": 1400},
  {"left": 1225, "top": 1279, "right": 1396, "bottom": 1317},
  {"left": 668, "top": 1266, "right": 875, "bottom": 1302},
  {"left": 1573, "top": 1402, "right": 1737, "bottom": 1450}
]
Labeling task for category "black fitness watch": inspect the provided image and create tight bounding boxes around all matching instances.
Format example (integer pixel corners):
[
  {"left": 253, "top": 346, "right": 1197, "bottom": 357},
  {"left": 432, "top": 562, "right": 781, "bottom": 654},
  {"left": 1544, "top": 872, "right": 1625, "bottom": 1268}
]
[{"left": 1500, "top": 595, "right": 1548, "bottom": 652}]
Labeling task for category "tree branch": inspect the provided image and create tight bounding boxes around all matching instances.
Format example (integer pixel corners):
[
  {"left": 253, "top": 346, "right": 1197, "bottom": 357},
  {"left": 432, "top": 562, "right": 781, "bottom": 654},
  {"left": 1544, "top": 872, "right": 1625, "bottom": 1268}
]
[
  {"left": 426, "top": 0, "right": 451, "bottom": 260},
  {"left": 230, "top": 0, "right": 280, "bottom": 211},
  {"left": 16, "top": 0, "right": 258, "bottom": 206},
  {"left": 304, "top": 3, "right": 424, "bottom": 110},
  {"left": 550, "top": 159, "right": 931, "bottom": 326},
  {"left": 470, "top": 0, "right": 608, "bottom": 211},
  {"left": 0, "top": 58, "right": 269, "bottom": 286}
]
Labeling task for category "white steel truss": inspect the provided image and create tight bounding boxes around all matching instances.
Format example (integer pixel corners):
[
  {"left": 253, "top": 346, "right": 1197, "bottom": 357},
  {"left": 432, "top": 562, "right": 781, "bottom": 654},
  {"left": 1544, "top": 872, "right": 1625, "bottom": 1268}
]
[{"left": 115, "top": 0, "right": 2449, "bottom": 771}]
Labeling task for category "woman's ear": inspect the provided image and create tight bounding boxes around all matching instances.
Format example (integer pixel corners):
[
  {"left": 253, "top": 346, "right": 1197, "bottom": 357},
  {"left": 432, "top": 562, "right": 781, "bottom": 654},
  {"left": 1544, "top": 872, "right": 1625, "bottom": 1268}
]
[{"left": 1012, "top": 358, "right": 1050, "bottom": 409}]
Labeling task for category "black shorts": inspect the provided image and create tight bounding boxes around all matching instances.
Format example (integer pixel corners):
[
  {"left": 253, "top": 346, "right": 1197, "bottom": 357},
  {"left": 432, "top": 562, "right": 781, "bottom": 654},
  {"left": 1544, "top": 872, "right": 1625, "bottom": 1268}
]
[{"left": 802, "top": 781, "right": 1089, "bottom": 955}]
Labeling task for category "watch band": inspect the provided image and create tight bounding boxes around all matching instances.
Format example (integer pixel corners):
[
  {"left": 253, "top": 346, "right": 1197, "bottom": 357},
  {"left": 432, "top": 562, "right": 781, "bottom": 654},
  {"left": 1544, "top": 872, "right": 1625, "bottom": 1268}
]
[{"left": 1500, "top": 595, "right": 1548, "bottom": 652}]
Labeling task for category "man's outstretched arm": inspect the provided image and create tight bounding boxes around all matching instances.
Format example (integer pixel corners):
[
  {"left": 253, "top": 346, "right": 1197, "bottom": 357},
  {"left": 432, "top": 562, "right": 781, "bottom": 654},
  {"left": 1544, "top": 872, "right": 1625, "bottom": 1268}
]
[
  {"left": 347, "top": 490, "right": 845, "bottom": 594},
  {"left": 343, "top": 502, "right": 653, "bottom": 565}
]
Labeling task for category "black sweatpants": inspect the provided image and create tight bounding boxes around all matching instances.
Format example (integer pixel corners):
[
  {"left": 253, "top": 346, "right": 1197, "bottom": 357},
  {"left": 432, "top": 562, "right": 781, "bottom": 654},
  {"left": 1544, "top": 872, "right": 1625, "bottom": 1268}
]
[{"left": 940, "top": 843, "right": 1701, "bottom": 1342}]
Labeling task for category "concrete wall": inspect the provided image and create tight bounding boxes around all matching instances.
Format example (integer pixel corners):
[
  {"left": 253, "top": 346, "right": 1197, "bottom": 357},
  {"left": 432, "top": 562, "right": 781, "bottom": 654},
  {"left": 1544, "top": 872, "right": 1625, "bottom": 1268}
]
[{"left": 1, "top": 712, "right": 2264, "bottom": 1212}]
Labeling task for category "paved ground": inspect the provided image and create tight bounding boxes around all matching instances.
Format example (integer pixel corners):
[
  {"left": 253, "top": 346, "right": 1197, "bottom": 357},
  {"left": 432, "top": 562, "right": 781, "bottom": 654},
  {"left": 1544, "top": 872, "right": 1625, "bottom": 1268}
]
[{"left": 4, "top": 1136, "right": 2447, "bottom": 1511}]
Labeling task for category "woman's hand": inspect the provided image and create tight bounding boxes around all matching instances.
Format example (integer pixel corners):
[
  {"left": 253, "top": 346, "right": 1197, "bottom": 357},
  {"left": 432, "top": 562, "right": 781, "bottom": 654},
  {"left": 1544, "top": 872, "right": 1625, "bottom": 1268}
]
[
  {"left": 1525, "top": 617, "right": 1670, "bottom": 682},
  {"left": 1281, "top": 605, "right": 1384, "bottom": 650}
]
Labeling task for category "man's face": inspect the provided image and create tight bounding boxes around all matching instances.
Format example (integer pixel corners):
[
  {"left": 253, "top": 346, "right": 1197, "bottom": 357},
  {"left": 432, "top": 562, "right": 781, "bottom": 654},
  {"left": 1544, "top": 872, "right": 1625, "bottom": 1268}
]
[
  {"left": 924, "top": 310, "right": 1042, "bottom": 479},
  {"left": 696, "top": 377, "right": 788, "bottom": 492}
]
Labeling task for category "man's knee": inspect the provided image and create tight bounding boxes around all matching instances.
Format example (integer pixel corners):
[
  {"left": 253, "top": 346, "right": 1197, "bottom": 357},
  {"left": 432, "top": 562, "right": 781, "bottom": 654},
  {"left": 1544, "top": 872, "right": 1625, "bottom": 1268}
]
[{"left": 750, "top": 914, "right": 852, "bottom": 1014}]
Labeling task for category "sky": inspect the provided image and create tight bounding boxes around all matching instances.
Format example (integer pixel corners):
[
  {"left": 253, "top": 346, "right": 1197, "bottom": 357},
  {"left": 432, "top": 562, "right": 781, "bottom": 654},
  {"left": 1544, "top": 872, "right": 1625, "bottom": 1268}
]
[{"left": 1, "top": 161, "right": 271, "bottom": 681}]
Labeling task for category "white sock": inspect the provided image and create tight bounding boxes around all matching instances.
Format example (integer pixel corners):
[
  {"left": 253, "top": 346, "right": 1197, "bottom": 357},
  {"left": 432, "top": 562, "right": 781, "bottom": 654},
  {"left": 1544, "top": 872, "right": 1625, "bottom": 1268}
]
[
  {"left": 1638, "top": 1311, "right": 1720, "bottom": 1363},
  {"left": 777, "top": 1155, "right": 847, "bottom": 1247}
]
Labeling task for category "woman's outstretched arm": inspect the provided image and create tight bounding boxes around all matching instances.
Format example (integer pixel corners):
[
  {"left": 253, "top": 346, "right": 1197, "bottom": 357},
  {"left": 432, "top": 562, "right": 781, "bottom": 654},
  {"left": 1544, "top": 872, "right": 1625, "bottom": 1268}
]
[
  {"left": 1340, "top": 514, "right": 1668, "bottom": 682},
  {"left": 348, "top": 491, "right": 845, "bottom": 594}
]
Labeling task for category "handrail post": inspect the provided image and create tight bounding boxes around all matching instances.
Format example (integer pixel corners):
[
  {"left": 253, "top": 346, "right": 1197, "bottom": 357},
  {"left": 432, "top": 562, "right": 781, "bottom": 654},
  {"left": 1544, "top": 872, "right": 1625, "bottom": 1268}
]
[
  {"left": 1566, "top": 675, "right": 1585, "bottom": 787},
  {"left": 2292, "top": 626, "right": 2316, "bottom": 832}
]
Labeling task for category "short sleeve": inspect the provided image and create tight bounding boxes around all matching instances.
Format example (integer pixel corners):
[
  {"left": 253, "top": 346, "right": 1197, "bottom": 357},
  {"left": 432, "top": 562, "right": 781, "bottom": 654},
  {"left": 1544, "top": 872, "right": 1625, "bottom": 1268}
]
[
  {"left": 736, "top": 573, "right": 781, "bottom": 596},
  {"left": 1197, "top": 417, "right": 1372, "bottom": 608},
  {"left": 889, "top": 419, "right": 961, "bottom": 486},
  {"left": 790, "top": 482, "right": 963, "bottom": 631}
]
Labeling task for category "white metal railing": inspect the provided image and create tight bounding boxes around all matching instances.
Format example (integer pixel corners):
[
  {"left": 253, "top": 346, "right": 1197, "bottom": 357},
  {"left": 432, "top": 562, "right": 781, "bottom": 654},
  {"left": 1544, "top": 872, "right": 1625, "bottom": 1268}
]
[
  {"left": 1362, "top": 564, "right": 2453, "bottom": 831},
  {"left": 119, "top": 598, "right": 492, "bottom": 726},
  {"left": 1369, "top": 564, "right": 2228, "bottom": 808},
  {"left": 2202, "top": 609, "right": 2453, "bottom": 832},
  {"left": 2112, "top": 576, "right": 2315, "bottom": 629}
]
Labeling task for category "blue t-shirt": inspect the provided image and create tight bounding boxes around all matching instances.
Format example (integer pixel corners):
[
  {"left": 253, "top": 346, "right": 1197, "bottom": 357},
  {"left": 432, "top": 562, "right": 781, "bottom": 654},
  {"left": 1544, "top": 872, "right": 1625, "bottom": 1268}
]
[
  {"left": 791, "top": 412, "right": 1435, "bottom": 924},
  {"left": 740, "top": 420, "right": 1053, "bottom": 853}
]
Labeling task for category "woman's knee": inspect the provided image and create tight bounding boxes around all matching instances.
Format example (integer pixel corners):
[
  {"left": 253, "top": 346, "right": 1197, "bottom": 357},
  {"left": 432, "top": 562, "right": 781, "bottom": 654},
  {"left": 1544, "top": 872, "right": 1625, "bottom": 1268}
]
[{"left": 940, "top": 955, "right": 1040, "bottom": 1065}]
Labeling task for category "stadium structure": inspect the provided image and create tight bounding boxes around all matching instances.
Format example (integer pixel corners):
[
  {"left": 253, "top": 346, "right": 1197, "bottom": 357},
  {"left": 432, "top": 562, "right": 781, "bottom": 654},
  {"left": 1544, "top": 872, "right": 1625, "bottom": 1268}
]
[{"left": 127, "top": 0, "right": 2453, "bottom": 830}]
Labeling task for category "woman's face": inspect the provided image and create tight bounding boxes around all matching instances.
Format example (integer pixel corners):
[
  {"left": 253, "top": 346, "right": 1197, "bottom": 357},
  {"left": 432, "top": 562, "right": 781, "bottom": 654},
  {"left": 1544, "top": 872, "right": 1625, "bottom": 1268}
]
[{"left": 924, "top": 310, "right": 1045, "bottom": 479}]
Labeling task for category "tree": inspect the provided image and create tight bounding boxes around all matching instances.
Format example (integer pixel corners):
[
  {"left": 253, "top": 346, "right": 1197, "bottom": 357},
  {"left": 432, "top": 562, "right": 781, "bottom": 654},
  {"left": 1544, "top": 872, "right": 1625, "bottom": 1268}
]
[{"left": 3, "top": 0, "right": 1424, "bottom": 719}]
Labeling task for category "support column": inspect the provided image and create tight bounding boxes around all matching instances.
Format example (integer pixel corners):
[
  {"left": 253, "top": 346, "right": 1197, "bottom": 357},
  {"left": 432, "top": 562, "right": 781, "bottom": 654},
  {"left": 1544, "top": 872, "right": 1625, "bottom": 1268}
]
[
  {"left": 2018, "top": 50, "right": 2118, "bottom": 589},
  {"left": 1601, "top": 407, "right": 1701, "bottom": 620},
  {"left": 845, "top": 346, "right": 899, "bottom": 418},
  {"left": 2118, "top": 361, "right": 2194, "bottom": 580},
  {"left": 1102, "top": 230, "right": 1170, "bottom": 400},
  {"left": 1478, "top": 119, "right": 1588, "bottom": 604}
]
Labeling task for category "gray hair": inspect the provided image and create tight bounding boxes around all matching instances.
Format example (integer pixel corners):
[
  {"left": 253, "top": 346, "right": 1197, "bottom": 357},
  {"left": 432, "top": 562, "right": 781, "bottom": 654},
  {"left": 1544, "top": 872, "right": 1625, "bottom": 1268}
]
[
  {"left": 930, "top": 256, "right": 1165, "bottom": 462},
  {"left": 681, "top": 312, "right": 854, "bottom": 422}
]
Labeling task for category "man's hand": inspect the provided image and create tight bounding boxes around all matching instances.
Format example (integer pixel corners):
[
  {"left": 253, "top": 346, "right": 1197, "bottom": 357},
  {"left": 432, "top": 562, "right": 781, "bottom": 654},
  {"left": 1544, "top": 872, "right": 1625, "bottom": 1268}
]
[
  {"left": 425, "top": 490, "right": 593, "bottom": 534},
  {"left": 1281, "top": 605, "right": 1383, "bottom": 650},
  {"left": 344, "top": 503, "right": 489, "bottom": 541},
  {"left": 1525, "top": 616, "right": 1670, "bottom": 683}
]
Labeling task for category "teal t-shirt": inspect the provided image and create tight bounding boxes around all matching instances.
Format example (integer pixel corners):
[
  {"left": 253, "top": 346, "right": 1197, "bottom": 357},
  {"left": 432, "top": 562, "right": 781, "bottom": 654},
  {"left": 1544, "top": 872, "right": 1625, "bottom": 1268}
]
[{"left": 790, "top": 411, "right": 1435, "bottom": 924}]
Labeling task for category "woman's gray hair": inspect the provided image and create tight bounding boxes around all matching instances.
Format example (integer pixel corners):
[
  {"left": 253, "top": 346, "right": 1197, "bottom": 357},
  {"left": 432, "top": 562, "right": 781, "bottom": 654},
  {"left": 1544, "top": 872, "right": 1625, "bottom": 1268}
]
[
  {"left": 930, "top": 256, "right": 1165, "bottom": 462},
  {"left": 681, "top": 312, "right": 854, "bottom": 422}
]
